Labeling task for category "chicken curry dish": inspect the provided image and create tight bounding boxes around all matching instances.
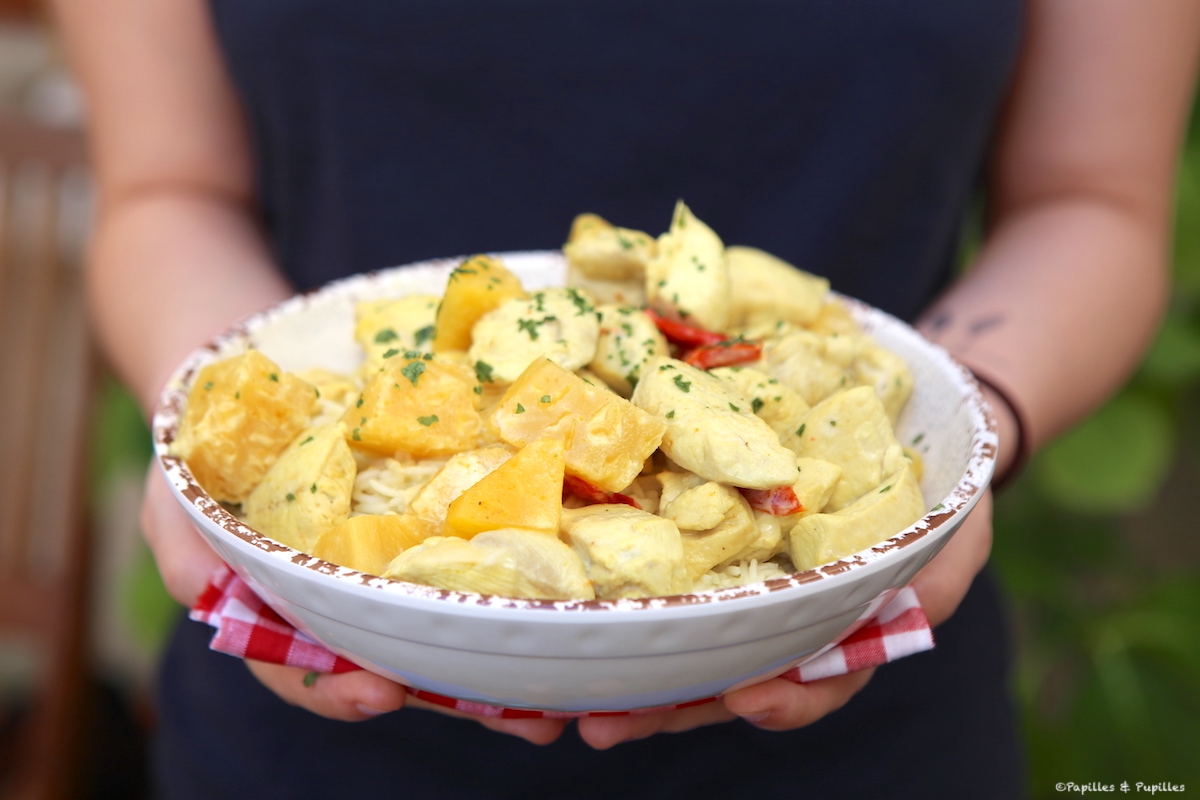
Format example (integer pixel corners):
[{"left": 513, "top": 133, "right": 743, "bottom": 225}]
[{"left": 169, "top": 202, "right": 926, "bottom": 601}]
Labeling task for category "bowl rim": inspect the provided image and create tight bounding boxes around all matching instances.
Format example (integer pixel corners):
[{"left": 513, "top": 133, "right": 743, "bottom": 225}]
[{"left": 152, "top": 250, "right": 998, "bottom": 613}]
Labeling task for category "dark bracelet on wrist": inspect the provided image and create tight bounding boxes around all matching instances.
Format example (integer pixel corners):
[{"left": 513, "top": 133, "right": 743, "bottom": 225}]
[{"left": 967, "top": 368, "right": 1032, "bottom": 493}]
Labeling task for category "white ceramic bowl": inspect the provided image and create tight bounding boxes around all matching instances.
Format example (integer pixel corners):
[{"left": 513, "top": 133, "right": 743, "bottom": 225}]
[{"left": 152, "top": 251, "right": 996, "bottom": 713}]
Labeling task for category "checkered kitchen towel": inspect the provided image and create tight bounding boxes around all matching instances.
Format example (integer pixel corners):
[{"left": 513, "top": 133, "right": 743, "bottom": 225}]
[{"left": 190, "top": 565, "right": 934, "bottom": 718}]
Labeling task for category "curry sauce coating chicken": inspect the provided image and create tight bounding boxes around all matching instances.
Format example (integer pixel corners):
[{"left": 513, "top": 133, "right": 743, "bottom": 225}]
[
  {"left": 631, "top": 357, "right": 796, "bottom": 490},
  {"left": 588, "top": 304, "right": 669, "bottom": 397},
  {"left": 657, "top": 471, "right": 760, "bottom": 580},
  {"left": 563, "top": 213, "right": 655, "bottom": 307},
  {"left": 645, "top": 200, "right": 731, "bottom": 332},
  {"left": 467, "top": 287, "right": 601, "bottom": 384},
  {"left": 788, "top": 462, "right": 925, "bottom": 571},
  {"left": 383, "top": 529, "right": 596, "bottom": 601},
  {"left": 559, "top": 505, "right": 690, "bottom": 599},
  {"left": 792, "top": 385, "right": 907, "bottom": 512},
  {"left": 708, "top": 365, "right": 811, "bottom": 452},
  {"left": 725, "top": 245, "right": 830, "bottom": 330}
]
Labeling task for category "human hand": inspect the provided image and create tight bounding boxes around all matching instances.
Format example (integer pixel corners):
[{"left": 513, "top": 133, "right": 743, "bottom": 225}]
[
  {"left": 140, "top": 465, "right": 568, "bottom": 743},
  {"left": 576, "top": 488, "right": 994, "bottom": 750}
]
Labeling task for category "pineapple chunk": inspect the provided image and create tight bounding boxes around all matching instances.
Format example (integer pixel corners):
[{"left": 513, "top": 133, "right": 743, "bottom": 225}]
[
  {"left": 487, "top": 359, "right": 665, "bottom": 493},
  {"left": 444, "top": 438, "right": 565, "bottom": 539},
  {"left": 344, "top": 354, "right": 483, "bottom": 458},
  {"left": 383, "top": 529, "right": 595, "bottom": 600},
  {"left": 408, "top": 445, "right": 516, "bottom": 525},
  {"left": 433, "top": 254, "right": 526, "bottom": 352},
  {"left": 311, "top": 513, "right": 435, "bottom": 576},
  {"left": 243, "top": 423, "right": 356, "bottom": 552},
  {"left": 169, "top": 349, "right": 318, "bottom": 503}
]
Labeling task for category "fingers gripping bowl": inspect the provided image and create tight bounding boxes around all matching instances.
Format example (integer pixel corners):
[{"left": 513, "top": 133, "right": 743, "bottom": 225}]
[{"left": 153, "top": 250, "right": 996, "bottom": 713}]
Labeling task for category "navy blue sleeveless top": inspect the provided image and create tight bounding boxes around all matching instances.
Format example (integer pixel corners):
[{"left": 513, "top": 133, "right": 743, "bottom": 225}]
[
  {"left": 153, "top": 3, "right": 1027, "bottom": 798},
  {"left": 209, "top": 0, "right": 1019, "bottom": 321}
]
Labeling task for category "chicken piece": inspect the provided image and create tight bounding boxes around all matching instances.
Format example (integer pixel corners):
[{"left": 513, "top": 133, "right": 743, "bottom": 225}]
[
  {"left": 563, "top": 213, "right": 654, "bottom": 306},
  {"left": 488, "top": 359, "right": 665, "bottom": 493},
  {"left": 657, "top": 471, "right": 759, "bottom": 580},
  {"left": 709, "top": 366, "right": 810, "bottom": 449},
  {"left": 170, "top": 349, "right": 318, "bottom": 504},
  {"left": 587, "top": 305, "right": 670, "bottom": 397},
  {"left": 790, "top": 457, "right": 843, "bottom": 515},
  {"left": 353, "top": 295, "right": 440, "bottom": 370},
  {"left": 645, "top": 200, "right": 731, "bottom": 332},
  {"left": 631, "top": 357, "right": 796, "bottom": 489},
  {"left": 726, "top": 246, "right": 830, "bottom": 330},
  {"left": 734, "top": 512, "right": 787, "bottom": 565},
  {"left": 559, "top": 504, "right": 689, "bottom": 599},
  {"left": 758, "top": 329, "right": 854, "bottom": 407},
  {"left": 407, "top": 445, "right": 515, "bottom": 525},
  {"left": 850, "top": 335, "right": 913, "bottom": 424},
  {"left": 243, "top": 423, "right": 356, "bottom": 552},
  {"left": 383, "top": 529, "right": 596, "bottom": 600},
  {"left": 468, "top": 288, "right": 601, "bottom": 383},
  {"left": 808, "top": 298, "right": 862, "bottom": 337},
  {"left": 788, "top": 463, "right": 925, "bottom": 571},
  {"left": 793, "top": 385, "right": 906, "bottom": 511}
]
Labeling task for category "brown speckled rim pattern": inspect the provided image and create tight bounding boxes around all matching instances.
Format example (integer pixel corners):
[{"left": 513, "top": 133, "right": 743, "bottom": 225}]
[{"left": 153, "top": 252, "right": 998, "bottom": 613}]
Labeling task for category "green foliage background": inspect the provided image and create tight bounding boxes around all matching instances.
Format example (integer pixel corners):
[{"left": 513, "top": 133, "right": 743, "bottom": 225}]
[
  {"left": 990, "top": 104, "right": 1200, "bottom": 793},
  {"left": 90, "top": 102, "right": 1200, "bottom": 795}
]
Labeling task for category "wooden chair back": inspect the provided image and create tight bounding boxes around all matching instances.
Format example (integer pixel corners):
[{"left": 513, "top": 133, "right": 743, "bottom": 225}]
[{"left": 0, "top": 113, "right": 95, "bottom": 800}]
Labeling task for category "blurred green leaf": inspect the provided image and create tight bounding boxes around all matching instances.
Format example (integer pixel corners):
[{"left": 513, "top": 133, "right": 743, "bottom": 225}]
[
  {"left": 1032, "top": 391, "right": 1175, "bottom": 514},
  {"left": 1139, "top": 311, "right": 1200, "bottom": 387},
  {"left": 90, "top": 376, "right": 152, "bottom": 490},
  {"left": 121, "top": 543, "right": 181, "bottom": 653}
]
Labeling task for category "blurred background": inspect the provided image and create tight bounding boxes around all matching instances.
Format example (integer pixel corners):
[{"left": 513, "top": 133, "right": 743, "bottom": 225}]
[{"left": 1, "top": 4, "right": 1198, "bottom": 799}]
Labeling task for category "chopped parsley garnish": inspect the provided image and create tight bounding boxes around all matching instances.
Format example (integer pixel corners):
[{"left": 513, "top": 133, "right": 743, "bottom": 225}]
[
  {"left": 666, "top": 410, "right": 675, "bottom": 419},
  {"left": 515, "top": 403, "right": 525, "bottom": 414},
  {"left": 310, "top": 483, "right": 318, "bottom": 493},
  {"left": 300, "top": 436, "right": 314, "bottom": 446},
  {"left": 796, "top": 423, "right": 806, "bottom": 437},
  {"left": 374, "top": 328, "right": 399, "bottom": 344},
  {"left": 879, "top": 484, "right": 893, "bottom": 493},
  {"left": 204, "top": 381, "right": 214, "bottom": 391},
  {"left": 286, "top": 492, "right": 296, "bottom": 502},
  {"left": 382, "top": 348, "right": 400, "bottom": 359},
  {"left": 474, "top": 360, "right": 495, "bottom": 383},
  {"left": 912, "top": 433, "right": 926, "bottom": 445},
  {"left": 356, "top": 397, "right": 363, "bottom": 408},
  {"left": 417, "top": 415, "right": 439, "bottom": 426},
  {"left": 729, "top": 403, "right": 740, "bottom": 412},
  {"left": 400, "top": 361, "right": 426, "bottom": 386},
  {"left": 269, "top": 373, "right": 279, "bottom": 382},
  {"left": 414, "top": 325, "right": 435, "bottom": 346},
  {"left": 540, "top": 395, "right": 551, "bottom": 403},
  {"left": 751, "top": 398, "right": 765, "bottom": 414},
  {"left": 352, "top": 428, "right": 362, "bottom": 441},
  {"left": 673, "top": 374, "right": 691, "bottom": 393}
]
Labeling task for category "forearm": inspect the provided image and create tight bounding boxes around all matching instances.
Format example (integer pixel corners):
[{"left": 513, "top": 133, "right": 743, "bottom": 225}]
[
  {"left": 88, "top": 189, "right": 292, "bottom": 414},
  {"left": 918, "top": 196, "right": 1170, "bottom": 476}
]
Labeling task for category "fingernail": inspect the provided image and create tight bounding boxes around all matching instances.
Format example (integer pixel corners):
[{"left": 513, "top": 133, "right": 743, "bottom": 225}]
[
  {"left": 355, "top": 704, "right": 388, "bottom": 717},
  {"left": 738, "top": 711, "right": 771, "bottom": 723}
]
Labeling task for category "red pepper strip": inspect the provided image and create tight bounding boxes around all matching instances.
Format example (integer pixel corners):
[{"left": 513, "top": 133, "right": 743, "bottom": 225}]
[
  {"left": 682, "top": 340, "right": 763, "bottom": 370},
  {"left": 644, "top": 308, "right": 727, "bottom": 348},
  {"left": 563, "top": 475, "right": 641, "bottom": 509},
  {"left": 741, "top": 486, "right": 803, "bottom": 516}
]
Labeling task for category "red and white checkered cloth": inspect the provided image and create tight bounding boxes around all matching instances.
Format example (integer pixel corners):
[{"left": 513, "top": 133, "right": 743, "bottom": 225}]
[{"left": 190, "top": 565, "right": 934, "bottom": 718}]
